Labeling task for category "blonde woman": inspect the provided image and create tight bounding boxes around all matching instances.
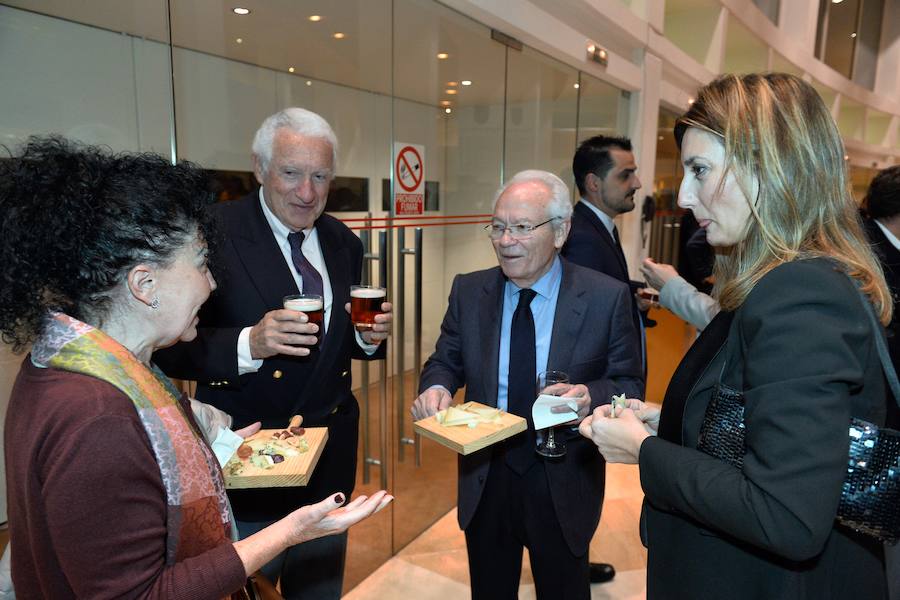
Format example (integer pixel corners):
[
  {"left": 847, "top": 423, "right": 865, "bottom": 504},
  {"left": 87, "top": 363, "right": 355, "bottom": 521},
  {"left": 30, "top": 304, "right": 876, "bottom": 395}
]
[{"left": 581, "top": 73, "right": 890, "bottom": 599}]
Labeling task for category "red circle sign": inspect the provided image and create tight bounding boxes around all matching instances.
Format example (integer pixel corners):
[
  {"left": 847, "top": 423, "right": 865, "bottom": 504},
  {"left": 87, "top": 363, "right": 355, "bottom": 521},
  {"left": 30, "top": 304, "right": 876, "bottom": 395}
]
[{"left": 395, "top": 146, "right": 423, "bottom": 192}]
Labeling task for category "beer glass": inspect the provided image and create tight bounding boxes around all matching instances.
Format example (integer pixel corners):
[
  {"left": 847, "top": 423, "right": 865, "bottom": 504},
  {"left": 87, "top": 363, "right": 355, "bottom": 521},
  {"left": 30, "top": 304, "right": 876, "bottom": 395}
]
[
  {"left": 283, "top": 294, "right": 324, "bottom": 345},
  {"left": 350, "top": 285, "right": 386, "bottom": 331},
  {"left": 535, "top": 370, "right": 569, "bottom": 458}
]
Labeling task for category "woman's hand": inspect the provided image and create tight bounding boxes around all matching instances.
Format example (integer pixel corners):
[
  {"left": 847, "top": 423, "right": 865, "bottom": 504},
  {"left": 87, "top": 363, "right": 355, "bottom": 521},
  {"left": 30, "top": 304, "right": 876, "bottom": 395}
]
[
  {"left": 641, "top": 258, "right": 679, "bottom": 292},
  {"left": 233, "top": 422, "right": 261, "bottom": 439},
  {"left": 579, "top": 402, "right": 656, "bottom": 464},
  {"left": 285, "top": 491, "right": 393, "bottom": 546}
]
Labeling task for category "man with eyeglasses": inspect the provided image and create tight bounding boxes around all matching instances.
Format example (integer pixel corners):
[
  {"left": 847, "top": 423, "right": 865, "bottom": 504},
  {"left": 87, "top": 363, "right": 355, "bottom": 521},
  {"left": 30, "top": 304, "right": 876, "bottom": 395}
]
[{"left": 412, "top": 170, "right": 642, "bottom": 600}]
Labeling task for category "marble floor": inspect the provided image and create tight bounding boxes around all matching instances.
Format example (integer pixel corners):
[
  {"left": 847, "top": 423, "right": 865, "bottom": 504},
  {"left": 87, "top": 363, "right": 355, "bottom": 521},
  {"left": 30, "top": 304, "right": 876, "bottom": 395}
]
[{"left": 345, "top": 462, "right": 648, "bottom": 600}]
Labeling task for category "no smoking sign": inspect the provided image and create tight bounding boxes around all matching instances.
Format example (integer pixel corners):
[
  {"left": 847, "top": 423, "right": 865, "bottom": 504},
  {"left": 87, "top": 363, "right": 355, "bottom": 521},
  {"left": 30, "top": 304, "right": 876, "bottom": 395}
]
[{"left": 393, "top": 143, "right": 425, "bottom": 215}]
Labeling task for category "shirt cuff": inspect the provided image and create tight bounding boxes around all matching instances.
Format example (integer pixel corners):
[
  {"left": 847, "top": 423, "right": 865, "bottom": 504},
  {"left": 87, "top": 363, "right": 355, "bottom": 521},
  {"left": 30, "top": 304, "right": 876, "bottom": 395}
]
[
  {"left": 237, "top": 327, "right": 264, "bottom": 375},
  {"left": 355, "top": 330, "right": 380, "bottom": 355}
]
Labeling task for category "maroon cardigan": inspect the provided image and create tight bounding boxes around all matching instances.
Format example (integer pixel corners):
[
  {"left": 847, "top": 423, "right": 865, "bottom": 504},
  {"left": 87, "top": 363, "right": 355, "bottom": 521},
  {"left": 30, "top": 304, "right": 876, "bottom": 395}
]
[{"left": 5, "top": 359, "right": 247, "bottom": 599}]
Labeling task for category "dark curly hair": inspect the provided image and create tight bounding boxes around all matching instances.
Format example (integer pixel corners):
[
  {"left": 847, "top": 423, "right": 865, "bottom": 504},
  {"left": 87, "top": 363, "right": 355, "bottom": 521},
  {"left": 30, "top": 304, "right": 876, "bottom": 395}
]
[
  {"left": 865, "top": 165, "right": 900, "bottom": 221},
  {"left": 0, "top": 136, "right": 218, "bottom": 351}
]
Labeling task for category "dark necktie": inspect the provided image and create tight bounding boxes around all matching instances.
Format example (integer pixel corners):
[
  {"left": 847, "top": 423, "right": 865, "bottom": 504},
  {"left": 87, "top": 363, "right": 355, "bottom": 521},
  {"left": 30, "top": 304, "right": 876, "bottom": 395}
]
[
  {"left": 612, "top": 225, "right": 628, "bottom": 275},
  {"left": 505, "top": 288, "right": 538, "bottom": 474},
  {"left": 287, "top": 231, "right": 324, "bottom": 298}
]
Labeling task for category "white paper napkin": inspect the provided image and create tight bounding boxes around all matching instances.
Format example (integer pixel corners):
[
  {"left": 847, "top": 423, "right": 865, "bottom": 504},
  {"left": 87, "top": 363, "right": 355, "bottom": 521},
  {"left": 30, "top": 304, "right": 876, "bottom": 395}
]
[{"left": 532, "top": 394, "right": 578, "bottom": 430}]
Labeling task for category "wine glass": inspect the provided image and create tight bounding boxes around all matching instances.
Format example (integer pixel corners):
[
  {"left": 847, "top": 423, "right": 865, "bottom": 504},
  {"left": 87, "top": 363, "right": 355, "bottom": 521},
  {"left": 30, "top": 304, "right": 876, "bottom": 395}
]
[{"left": 535, "top": 370, "right": 569, "bottom": 458}]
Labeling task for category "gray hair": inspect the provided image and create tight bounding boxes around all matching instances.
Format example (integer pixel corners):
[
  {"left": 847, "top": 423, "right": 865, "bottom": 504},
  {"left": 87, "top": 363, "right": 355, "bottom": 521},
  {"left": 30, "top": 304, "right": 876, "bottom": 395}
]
[
  {"left": 251, "top": 108, "right": 338, "bottom": 173},
  {"left": 493, "top": 169, "right": 573, "bottom": 231}
]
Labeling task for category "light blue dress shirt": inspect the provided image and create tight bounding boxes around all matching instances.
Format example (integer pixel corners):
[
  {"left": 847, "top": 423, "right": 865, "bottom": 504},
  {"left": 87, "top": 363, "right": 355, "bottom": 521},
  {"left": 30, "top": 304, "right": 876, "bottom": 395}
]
[{"left": 496, "top": 256, "right": 563, "bottom": 410}]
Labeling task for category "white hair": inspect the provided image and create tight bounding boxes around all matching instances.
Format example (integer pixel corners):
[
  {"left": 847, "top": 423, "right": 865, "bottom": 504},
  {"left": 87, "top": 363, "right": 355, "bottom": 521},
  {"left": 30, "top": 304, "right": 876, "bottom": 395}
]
[
  {"left": 251, "top": 107, "right": 338, "bottom": 173},
  {"left": 493, "top": 170, "right": 573, "bottom": 230}
]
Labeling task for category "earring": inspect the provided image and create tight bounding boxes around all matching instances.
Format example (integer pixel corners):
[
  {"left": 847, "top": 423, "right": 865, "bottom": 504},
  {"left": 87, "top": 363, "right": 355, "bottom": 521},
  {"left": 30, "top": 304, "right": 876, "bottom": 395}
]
[{"left": 150, "top": 297, "right": 160, "bottom": 310}]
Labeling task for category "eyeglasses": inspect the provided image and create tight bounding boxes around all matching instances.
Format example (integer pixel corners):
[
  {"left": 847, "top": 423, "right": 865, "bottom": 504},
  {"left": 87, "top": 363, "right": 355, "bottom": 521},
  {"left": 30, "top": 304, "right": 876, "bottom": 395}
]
[{"left": 484, "top": 218, "right": 557, "bottom": 240}]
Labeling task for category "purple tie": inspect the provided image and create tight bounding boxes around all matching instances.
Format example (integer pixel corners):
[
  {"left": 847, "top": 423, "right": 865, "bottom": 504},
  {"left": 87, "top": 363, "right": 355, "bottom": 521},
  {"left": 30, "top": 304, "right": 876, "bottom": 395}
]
[{"left": 287, "top": 231, "right": 324, "bottom": 298}]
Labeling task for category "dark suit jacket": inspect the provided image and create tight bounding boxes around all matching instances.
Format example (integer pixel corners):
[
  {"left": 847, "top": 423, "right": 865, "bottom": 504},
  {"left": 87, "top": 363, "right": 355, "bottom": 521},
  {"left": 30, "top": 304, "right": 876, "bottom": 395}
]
[
  {"left": 419, "top": 258, "right": 643, "bottom": 555},
  {"left": 562, "top": 201, "right": 629, "bottom": 283},
  {"left": 864, "top": 218, "right": 900, "bottom": 428},
  {"left": 639, "top": 258, "right": 887, "bottom": 599},
  {"left": 154, "top": 193, "right": 382, "bottom": 519}
]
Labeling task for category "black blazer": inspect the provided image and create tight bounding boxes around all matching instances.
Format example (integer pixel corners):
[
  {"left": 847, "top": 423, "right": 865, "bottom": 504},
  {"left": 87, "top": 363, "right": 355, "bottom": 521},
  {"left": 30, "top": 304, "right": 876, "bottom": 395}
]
[
  {"left": 864, "top": 218, "right": 900, "bottom": 428},
  {"left": 419, "top": 259, "right": 643, "bottom": 555},
  {"left": 639, "top": 258, "right": 887, "bottom": 599},
  {"left": 154, "top": 193, "right": 382, "bottom": 519},
  {"left": 562, "top": 201, "right": 629, "bottom": 283}
]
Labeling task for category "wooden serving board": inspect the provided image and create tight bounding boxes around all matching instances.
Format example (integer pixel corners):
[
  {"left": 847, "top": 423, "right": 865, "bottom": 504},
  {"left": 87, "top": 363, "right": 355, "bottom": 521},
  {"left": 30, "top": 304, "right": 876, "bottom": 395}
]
[
  {"left": 413, "top": 402, "right": 526, "bottom": 455},
  {"left": 224, "top": 427, "right": 328, "bottom": 489}
]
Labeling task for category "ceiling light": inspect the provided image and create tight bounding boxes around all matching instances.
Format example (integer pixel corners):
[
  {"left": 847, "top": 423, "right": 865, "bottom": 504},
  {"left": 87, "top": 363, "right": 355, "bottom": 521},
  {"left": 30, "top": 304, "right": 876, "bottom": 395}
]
[
  {"left": 333, "top": 32, "right": 345, "bottom": 39},
  {"left": 445, "top": 89, "right": 457, "bottom": 95},
  {"left": 445, "top": 108, "right": 452, "bottom": 114},
  {"left": 850, "top": 32, "right": 857, "bottom": 38},
  {"left": 574, "top": 83, "right": 580, "bottom": 89},
  {"left": 288, "top": 67, "right": 295, "bottom": 73},
  {"left": 658, "top": 135, "right": 664, "bottom": 141},
  {"left": 832, "top": 0, "right": 844, "bottom": 3},
  {"left": 447, "top": 81, "right": 458, "bottom": 87},
  {"left": 688, "top": 97, "right": 695, "bottom": 105},
  {"left": 306, "top": 80, "right": 312, "bottom": 86},
  {"left": 236, "top": 37, "right": 243, "bottom": 44},
  {"left": 308, "top": 15, "right": 322, "bottom": 22},
  {"left": 440, "top": 100, "right": 451, "bottom": 106},
  {"left": 232, "top": 7, "right": 250, "bottom": 15},
  {"left": 461, "top": 80, "right": 472, "bottom": 86},
  {"left": 437, "top": 52, "right": 449, "bottom": 60}
]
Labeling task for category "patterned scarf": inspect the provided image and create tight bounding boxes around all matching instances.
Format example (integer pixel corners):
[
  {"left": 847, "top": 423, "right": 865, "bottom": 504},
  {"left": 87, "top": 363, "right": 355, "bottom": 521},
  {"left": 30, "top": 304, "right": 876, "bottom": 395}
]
[{"left": 32, "top": 312, "right": 235, "bottom": 564}]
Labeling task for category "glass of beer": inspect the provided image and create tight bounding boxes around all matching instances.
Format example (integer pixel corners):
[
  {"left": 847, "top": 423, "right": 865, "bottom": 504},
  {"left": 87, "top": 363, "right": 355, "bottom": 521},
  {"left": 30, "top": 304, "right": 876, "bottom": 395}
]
[
  {"left": 283, "top": 294, "right": 324, "bottom": 343},
  {"left": 350, "top": 285, "right": 386, "bottom": 331},
  {"left": 535, "top": 370, "right": 569, "bottom": 458}
]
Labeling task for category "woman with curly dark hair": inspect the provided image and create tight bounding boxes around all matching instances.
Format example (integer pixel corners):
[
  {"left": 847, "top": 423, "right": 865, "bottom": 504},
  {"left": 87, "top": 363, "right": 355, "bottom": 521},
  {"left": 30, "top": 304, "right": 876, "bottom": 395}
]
[{"left": 0, "top": 136, "right": 391, "bottom": 599}]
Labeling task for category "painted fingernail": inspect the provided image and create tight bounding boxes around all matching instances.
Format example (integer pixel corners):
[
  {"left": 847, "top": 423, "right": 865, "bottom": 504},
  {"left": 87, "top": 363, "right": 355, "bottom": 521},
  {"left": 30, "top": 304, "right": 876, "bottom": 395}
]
[{"left": 334, "top": 493, "right": 345, "bottom": 504}]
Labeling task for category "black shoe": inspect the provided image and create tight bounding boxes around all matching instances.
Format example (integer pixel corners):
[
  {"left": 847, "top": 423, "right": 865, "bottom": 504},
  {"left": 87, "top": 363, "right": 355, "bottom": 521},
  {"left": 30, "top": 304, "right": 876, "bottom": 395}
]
[{"left": 589, "top": 562, "right": 616, "bottom": 584}]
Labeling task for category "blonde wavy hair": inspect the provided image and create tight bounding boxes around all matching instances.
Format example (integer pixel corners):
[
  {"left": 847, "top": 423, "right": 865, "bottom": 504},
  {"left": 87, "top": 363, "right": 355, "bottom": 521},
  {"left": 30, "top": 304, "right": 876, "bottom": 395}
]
[{"left": 674, "top": 73, "right": 891, "bottom": 324}]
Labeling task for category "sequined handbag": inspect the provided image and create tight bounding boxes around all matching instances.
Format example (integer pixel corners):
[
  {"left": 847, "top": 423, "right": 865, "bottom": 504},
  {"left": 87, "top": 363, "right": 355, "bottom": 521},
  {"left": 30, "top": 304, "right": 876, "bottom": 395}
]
[{"left": 696, "top": 283, "right": 900, "bottom": 544}]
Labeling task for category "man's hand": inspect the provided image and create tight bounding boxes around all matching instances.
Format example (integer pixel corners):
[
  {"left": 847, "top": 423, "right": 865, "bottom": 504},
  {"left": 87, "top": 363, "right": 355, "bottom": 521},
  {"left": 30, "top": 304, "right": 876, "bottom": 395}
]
[
  {"left": 411, "top": 386, "right": 453, "bottom": 421},
  {"left": 249, "top": 309, "right": 319, "bottom": 359},
  {"left": 345, "top": 301, "right": 393, "bottom": 345},
  {"left": 549, "top": 383, "right": 592, "bottom": 422}
]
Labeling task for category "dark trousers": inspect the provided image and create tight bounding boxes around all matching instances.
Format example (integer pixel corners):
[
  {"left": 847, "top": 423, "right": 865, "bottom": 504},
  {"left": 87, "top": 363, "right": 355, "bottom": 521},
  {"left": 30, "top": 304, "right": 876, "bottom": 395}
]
[
  {"left": 464, "top": 451, "right": 590, "bottom": 600},
  {"left": 236, "top": 519, "right": 347, "bottom": 600}
]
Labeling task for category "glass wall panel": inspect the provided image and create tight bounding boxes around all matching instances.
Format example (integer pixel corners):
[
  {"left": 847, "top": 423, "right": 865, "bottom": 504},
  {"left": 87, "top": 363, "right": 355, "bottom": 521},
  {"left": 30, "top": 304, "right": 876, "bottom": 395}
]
[
  {"left": 505, "top": 46, "right": 579, "bottom": 186},
  {"left": 576, "top": 73, "right": 631, "bottom": 199},
  {"left": 390, "top": 0, "right": 505, "bottom": 555},
  {"left": 838, "top": 97, "right": 866, "bottom": 141},
  {"left": 723, "top": 15, "right": 768, "bottom": 74},
  {"left": 0, "top": 2, "right": 173, "bottom": 153},
  {"left": 752, "top": 0, "right": 779, "bottom": 24}
]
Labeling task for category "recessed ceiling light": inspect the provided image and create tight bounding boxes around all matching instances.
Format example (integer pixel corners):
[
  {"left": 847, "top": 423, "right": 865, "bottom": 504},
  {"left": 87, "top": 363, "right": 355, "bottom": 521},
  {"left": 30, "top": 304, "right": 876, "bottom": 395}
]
[
  {"left": 437, "top": 52, "right": 449, "bottom": 60},
  {"left": 461, "top": 80, "right": 472, "bottom": 86},
  {"left": 445, "top": 89, "right": 457, "bottom": 95},
  {"left": 440, "top": 100, "right": 451, "bottom": 106},
  {"left": 306, "top": 80, "right": 312, "bottom": 86},
  {"left": 658, "top": 135, "right": 664, "bottom": 141},
  {"left": 232, "top": 7, "right": 250, "bottom": 15},
  {"left": 445, "top": 107, "right": 452, "bottom": 114},
  {"left": 447, "top": 81, "right": 458, "bottom": 87},
  {"left": 574, "top": 83, "right": 580, "bottom": 89},
  {"left": 308, "top": 15, "right": 322, "bottom": 22},
  {"left": 333, "top": 32, "right": 345, "bottom": 39},
  {"left": 850, "top": 32, "right": 857, "bottom": 38},
  {"left": 832, "top": 0, "right": 844, "bottom": 3},
  {"left": 688, "top": 97, "right": 695, "bottom": 105},
  {"left": 288, "top": 67, "right": 295, "bottom": 73},
  {"left": 236, "top": 37, "right": 243, "bottom": 44}
]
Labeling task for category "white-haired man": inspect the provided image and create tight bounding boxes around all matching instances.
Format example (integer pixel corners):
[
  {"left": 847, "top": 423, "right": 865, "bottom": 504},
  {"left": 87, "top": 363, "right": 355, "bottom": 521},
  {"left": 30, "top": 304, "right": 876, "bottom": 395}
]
[
  {"left": 412, "top": 170, "right": 642, "bottom": 599},
  {"left": 155, "top": 108, "right": 392, "bottom": 599}
]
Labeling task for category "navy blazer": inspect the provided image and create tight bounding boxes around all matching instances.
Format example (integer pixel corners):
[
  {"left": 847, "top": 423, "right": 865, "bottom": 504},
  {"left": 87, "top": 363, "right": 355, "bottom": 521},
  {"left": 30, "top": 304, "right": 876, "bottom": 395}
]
[
  {"left": 419, "top": 258, "right": 643, "bottom": 555},
  {"left": 154, "top": 193, "right": 382, "bottom": 519}
]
